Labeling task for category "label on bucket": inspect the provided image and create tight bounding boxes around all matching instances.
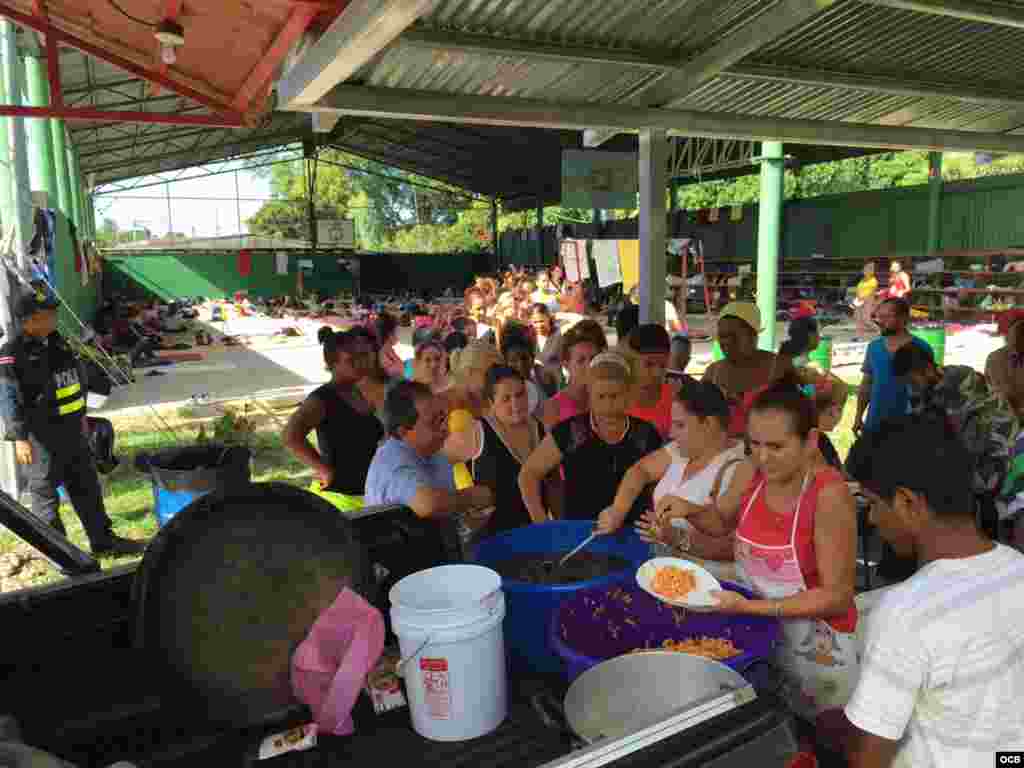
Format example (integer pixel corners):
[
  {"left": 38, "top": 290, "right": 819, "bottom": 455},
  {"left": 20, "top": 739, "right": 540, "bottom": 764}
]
[{"left": 420, "top": 658, "right": 450, "bottom": 720}]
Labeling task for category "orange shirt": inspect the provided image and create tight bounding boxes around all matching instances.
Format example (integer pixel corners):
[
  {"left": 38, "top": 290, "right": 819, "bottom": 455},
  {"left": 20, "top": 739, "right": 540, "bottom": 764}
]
[{"left": 627, "top": 382, "right": 675, "bottom": 439}]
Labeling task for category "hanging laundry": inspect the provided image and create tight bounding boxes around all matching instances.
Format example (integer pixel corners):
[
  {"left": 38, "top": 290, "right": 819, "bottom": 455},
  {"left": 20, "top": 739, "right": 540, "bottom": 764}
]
[
  {"left": 276, "top": 251, "right": 289, "bottom": 275},
  {"left": 730, "top": 205, "right": 744, "bottom": 222},
  {"left": 618, "top": 240, "right": 640, "bottom": 296},
  {"left": 695, "top": 210, "right": 708, "bottom": 225},
  {"left": 560, "top": 239, "right": 589, "bottom": 282},
  {"left": 708, "top": 208, "right": 720, "bottom": 223},
  {"left": 592, "top": 239, "right": 622, "bottom": 288},
  {"left": 238, "top": 248, "right": 252, "bottom": 277}
]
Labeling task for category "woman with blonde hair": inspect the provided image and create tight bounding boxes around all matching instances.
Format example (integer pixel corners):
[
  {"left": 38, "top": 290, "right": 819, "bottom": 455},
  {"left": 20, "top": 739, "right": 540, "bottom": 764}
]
[
  {"left": 520, "top": 351, "right": 663, "bottom": 523},
  {"left": 445, "top": 340, "right": 503, "bottom": 489}
]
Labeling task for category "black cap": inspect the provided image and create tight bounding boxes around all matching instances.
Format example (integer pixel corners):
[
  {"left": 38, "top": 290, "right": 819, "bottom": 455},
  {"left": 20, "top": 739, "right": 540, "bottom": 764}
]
[{"left": 14, "top": 282, "right": 59, "bottom": 319}]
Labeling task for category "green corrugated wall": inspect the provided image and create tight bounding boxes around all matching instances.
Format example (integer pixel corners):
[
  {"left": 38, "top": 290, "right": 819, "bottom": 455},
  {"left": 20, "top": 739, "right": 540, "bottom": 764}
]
[{"left": 103, "top": 251, "right": 353, "bottom": 302}]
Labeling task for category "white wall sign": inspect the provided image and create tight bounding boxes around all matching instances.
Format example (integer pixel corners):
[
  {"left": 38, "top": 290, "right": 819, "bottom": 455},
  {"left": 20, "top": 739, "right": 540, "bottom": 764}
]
[{"left": 317, "top": 219, "right": 355, "bottom": 248}]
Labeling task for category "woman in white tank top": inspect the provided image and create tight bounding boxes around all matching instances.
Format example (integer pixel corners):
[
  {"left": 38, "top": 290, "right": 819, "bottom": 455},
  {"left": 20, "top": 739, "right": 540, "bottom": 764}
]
[{"left": 598, "top": 379, "right": 752, "bottom": 582}]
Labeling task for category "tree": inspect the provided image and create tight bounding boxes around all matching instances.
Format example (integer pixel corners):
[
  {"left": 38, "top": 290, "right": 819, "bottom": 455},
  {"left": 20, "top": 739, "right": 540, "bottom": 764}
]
[{"left": 246, "top": 200, "right": 310, "bottom": 240}]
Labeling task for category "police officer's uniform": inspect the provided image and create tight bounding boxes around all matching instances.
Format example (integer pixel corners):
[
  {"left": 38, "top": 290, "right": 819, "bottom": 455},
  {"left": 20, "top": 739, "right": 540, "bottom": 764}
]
[{"left": 0, "top": 285, "right": 144, "bottom": 556}]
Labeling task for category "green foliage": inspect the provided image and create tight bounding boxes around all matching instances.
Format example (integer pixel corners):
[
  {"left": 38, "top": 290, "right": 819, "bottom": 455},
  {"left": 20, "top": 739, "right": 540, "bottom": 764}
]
[{"left": 245, "top": 199, "right": 310, "bottom": 240}]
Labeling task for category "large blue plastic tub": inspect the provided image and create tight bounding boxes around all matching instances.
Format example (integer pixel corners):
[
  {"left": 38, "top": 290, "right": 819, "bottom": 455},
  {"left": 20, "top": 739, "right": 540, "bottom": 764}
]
[{"left": 473, "top": 521, "right": 650, "bottom": 675}]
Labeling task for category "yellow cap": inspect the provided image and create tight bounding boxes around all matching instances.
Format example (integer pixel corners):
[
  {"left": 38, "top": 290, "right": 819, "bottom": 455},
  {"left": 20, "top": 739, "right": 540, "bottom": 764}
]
[{"left": 718, "top": 302, "right": 762, "bottom": 334}]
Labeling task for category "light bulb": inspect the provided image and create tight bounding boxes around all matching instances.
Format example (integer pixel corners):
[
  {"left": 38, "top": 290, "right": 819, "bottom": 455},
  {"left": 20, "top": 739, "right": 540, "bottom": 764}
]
[{"left": 160, "top": 42, "right": 176, "bottom": 65}]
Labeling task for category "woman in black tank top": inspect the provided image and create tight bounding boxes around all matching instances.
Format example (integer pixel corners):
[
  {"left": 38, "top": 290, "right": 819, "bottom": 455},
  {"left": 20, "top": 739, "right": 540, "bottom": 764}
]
[
  {"left": 443, "top": 365, "right": 546, "bottom": 537},
  {"left": 283, "top": 327, "right": 384, "bottom": 505}
]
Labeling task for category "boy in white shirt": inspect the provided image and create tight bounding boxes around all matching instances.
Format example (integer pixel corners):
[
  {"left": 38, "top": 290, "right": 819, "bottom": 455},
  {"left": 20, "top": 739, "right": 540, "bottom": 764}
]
[{"left": 845, "top": 415, "right": 1024, "bottom": 768}]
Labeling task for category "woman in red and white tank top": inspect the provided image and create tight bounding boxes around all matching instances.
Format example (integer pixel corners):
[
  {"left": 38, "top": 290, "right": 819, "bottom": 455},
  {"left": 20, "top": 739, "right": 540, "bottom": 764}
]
[{"left": 658, "top": 380, "right": 859, "bottom": 725}]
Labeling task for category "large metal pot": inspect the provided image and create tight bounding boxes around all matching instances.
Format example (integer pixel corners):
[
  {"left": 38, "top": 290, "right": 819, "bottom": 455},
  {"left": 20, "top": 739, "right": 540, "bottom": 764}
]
[{"left": 564, "top": 651, "right": 752, "bottom": 744}]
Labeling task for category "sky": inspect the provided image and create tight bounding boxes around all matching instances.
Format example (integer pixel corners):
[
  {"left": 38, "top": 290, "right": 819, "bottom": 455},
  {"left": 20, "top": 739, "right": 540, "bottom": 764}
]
[{"left": 93, "top": 168, "right": 273, "bottom": 238}]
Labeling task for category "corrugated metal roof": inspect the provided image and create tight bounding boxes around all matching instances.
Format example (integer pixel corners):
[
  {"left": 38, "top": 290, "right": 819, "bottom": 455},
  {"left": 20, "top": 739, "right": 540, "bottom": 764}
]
[
  {"left": 756, "top": 1, "right": 1024, "bottom": 90},
  {"left": 421, "top": 0, "right": 777, "bottom": 53},
  {"left": 26, "top": 0, "right": 1024, "bottom": 198}
]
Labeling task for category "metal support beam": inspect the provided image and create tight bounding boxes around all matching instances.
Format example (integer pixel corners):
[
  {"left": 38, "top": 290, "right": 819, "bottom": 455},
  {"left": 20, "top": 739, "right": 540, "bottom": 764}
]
[
  {"left": 860, "top": 0, "right": 1024, "bottom": 28},
  {"left": 310, "top": 85, "right": 1024, "bottom": 154},
  {"left": 584, "top": 0, "right": 838, "bottom": 147},
  {"left": 234, "top": 5, "right": 319, "bottom": 111},
  {"left": 24, "top": 54, "right": 58, "bottom": 203},
  {"left": 756, "top": 142, "right": 785, "bottom": 353},
  {"left": 277, "top": 0, "right": 438, "bottom": 107},
  {"left": 638, "top": 128, "right": 667, "bottom": 327},
  {"left": 0, "top": 104, "right": 243, "bottom": 127},
  {"left": 927, "top": 151, "right": 943, "bottom": 255}
]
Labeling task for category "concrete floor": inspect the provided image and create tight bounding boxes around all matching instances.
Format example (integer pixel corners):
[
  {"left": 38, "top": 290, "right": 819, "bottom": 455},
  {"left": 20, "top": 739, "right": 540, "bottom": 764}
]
[{"left": 95, "top": 313, "right": 1004, "bottom": 419}]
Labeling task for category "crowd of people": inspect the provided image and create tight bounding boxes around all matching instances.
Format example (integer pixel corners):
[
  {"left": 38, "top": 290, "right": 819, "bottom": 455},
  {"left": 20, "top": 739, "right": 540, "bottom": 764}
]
[{"left": 275, "top": 263, "right": 1024, "bottom": 768}]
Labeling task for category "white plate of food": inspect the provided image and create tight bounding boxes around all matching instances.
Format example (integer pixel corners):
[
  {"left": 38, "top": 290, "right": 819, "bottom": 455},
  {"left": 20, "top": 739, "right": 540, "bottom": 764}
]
[{"left": 636, "top": 557, "right": 722, "bottom": 611}]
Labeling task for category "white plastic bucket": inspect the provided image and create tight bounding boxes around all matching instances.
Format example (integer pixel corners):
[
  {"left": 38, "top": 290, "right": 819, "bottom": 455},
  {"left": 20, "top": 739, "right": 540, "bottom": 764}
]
[{"left": 389, "top": 565, "right": 507, "bottom": 742}]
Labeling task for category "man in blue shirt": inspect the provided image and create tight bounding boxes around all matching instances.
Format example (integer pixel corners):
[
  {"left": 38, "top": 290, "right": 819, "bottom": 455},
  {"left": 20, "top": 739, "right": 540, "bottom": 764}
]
[
  {"left": 365, "top": 380, "right": 492, "bottom": 519},
  {"left": 853, "top": 298, "right": 933, "bottom": 435}
]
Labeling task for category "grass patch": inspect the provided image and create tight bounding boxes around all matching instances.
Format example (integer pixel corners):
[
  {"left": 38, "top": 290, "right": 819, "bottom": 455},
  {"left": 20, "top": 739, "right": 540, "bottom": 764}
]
[{"left": 0, "top": 424, "right": 312, "bottom": 590}]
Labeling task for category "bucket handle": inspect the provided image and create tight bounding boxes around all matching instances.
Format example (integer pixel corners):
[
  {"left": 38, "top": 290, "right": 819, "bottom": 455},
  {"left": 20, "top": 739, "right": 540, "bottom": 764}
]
[
  {"left": 394, "top": 588, "right": 500, "bottom": 676},
  {"left": 395, "top": 634, "right": 433, "bottom": 678}
]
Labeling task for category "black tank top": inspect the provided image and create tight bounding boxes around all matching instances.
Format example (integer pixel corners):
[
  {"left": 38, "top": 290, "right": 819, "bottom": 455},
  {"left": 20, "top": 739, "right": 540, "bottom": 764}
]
[
  {"left": 312, "top": 383, "right": 385, "bottom": 495},
  {"left": 472, "top": 417, "right": 543, "bottom": 537}
]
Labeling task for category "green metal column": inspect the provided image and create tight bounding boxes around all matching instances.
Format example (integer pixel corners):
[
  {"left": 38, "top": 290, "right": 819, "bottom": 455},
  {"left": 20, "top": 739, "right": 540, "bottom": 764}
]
[
  {"left": 1, "top": 20, "right": 33, "bottom": 267},
  {"left": 926, "top": 151, "right": 943, "bottom": 255},
  {"left": 755, "top": 141, "right": 785, "bottom": 352},
  {"left": 66, "top": 138, "right": 81, "bottom": 230},
  {"left": 50, "top": 111, "right": 71, "bottom": 219},
  {"left": 68, "top": 143, "right": 82, "bottom": 230},
  {"left": 23, "top": 53, "right": 58, "bottom": 204}
]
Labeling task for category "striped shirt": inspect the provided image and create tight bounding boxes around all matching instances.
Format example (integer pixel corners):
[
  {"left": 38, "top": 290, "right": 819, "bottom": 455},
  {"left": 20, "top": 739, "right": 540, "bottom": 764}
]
[{"left": 846, "top": 544, "right": 1024, "bottom": 767}]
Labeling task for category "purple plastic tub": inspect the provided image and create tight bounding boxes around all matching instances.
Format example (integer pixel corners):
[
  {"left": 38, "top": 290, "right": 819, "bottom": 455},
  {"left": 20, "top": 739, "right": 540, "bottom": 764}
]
[{"left": 550, "top": 581, "right": 780, "bottom": 683}]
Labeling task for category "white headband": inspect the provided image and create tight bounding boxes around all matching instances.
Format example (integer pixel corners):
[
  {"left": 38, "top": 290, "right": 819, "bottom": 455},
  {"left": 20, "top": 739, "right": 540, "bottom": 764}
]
[{"left": 589, "top": 351, "right": 631, "bottom": 373}]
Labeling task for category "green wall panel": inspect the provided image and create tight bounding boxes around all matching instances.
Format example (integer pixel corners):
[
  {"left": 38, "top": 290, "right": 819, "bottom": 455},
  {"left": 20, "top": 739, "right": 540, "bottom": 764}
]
[{"left": 103, "top": 251, "right": 354, "bottom": 302}]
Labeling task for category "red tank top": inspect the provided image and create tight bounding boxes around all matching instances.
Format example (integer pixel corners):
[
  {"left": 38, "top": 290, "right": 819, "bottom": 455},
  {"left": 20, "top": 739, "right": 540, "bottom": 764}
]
[
  {"left": 627, "top": 382, "right": 674, "bottom": 438},
  {"left": 736, "top": 467, "right": 858, "bottom": 633}
]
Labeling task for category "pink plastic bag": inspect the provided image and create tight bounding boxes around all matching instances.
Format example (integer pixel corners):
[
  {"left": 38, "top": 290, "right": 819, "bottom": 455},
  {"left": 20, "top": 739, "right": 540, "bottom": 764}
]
[{"left": 290, "top": 588, "right": 385, "bottom": 736}]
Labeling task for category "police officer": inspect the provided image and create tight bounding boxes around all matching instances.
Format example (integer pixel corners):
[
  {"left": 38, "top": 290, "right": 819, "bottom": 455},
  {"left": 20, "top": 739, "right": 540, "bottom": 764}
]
[{"left": 0, "top": 283, "right": 145, "bottom": 556}]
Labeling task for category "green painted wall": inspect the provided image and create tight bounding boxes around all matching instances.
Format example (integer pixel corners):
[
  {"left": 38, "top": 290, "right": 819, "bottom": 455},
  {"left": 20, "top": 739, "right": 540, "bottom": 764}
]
[
  {"left": 782, "top": 173, "right": 1024, "bottom": 259},
  {"left": 104, "top": 251, "right": 354, "bottom": 302},
  {"left": 593, "top": 173, "right": 1024, "bottom": 264}
]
